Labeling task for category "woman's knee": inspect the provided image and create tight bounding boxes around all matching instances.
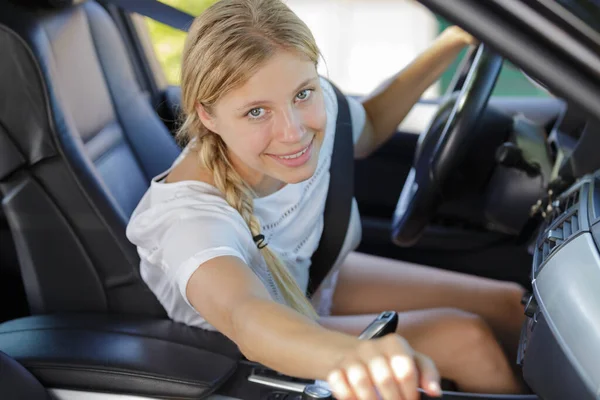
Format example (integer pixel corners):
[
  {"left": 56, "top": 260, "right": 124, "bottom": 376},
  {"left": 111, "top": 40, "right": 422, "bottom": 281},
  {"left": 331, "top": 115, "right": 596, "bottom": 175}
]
[
  {"left": 432, "top": 308, "right": 497, "bottom": 347},
  {"left": 398, "top": 308, "right": 521, "bottom": 393},
  {"left": 502, "top": 282, "right": 526, "bottom": 314},
  {"left": 491, "top": 282, "right": 527, "bottom": 326},
  {"left": 414, "top": 308, "right": 507, "bottom": 367}
]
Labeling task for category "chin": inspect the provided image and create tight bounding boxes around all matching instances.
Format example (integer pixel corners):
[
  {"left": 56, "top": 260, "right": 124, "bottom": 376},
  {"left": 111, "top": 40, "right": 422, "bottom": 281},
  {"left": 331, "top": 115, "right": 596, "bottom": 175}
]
[{"left": 282, "top": 165, "right": 317, "bottom": 184}]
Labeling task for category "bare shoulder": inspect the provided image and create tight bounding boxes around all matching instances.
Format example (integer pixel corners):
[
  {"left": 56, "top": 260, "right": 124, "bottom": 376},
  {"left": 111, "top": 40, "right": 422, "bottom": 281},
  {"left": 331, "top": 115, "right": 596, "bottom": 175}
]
[{"left": 164, "top": 150, "right": 215, "bottom": 186}]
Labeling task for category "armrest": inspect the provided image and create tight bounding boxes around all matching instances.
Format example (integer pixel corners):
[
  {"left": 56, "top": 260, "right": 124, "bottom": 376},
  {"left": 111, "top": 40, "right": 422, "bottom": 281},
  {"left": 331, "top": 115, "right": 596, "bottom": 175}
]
[
  {"left": 0, "top": 350, "right": 50, "bottom": 399},
  {"left": 0, "top": 314, "right": 241, "bottom": 399}
]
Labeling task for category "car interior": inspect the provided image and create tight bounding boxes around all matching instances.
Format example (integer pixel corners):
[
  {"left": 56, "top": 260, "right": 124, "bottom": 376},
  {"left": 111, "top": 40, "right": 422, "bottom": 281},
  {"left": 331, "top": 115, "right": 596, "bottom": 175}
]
[{"left": 1, "top": 0, "right": 600, "bottom": 399}]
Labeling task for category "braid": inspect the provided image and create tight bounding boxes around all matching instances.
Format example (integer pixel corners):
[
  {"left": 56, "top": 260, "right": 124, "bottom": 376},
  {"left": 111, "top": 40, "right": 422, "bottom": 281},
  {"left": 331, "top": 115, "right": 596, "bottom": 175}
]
[{"left": 198, "top": 133, "right": 318, "bottom": 319}]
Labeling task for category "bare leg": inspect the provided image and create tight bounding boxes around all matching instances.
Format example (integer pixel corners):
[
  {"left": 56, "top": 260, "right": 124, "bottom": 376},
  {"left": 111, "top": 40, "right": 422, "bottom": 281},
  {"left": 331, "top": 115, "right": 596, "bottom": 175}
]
[
  {"left": 319, "top": 309, "right": 523, "bottom": 394},
  {"left": 331, "top": 252, "right": 526, "bottom": 362}
]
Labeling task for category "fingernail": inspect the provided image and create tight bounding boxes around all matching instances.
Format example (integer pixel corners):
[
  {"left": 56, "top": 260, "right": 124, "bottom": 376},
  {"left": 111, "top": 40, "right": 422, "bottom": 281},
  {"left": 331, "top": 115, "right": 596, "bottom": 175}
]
[
  {"left": 390, "top": 355, "right": 411, "bottom": 379},
  {"left": 429, "top": 381, "right": 442, "bottom": 396}
]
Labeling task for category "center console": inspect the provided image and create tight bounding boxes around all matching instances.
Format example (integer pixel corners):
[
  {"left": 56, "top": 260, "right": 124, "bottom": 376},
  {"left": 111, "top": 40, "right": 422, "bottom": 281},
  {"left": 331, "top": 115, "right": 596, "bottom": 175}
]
[{"left": 518, "top": 171, "right": 600, "bottom": 400}]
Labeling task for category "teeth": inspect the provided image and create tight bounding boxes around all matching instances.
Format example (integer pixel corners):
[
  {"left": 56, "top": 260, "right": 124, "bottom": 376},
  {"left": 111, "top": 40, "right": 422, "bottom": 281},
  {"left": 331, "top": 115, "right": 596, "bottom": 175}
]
[{"left": 278, "top": 146, "right": 309, "bottom": 160}]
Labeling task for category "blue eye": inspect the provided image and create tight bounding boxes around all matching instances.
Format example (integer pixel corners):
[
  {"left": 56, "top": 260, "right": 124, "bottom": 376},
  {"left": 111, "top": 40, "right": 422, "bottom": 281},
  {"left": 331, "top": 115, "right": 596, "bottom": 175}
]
[
  {"left": 296, "top": 89, "right": 312, "bottom": 101},
  {"left": 248, "top": 108, "right": 265, "bottom": 119}
]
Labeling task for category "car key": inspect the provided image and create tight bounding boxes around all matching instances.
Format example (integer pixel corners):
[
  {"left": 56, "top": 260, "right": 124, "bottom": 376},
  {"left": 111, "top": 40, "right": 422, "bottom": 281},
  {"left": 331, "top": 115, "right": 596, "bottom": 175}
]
[{"left": 358, "top": 311, "right": 399, "bottom": 340}]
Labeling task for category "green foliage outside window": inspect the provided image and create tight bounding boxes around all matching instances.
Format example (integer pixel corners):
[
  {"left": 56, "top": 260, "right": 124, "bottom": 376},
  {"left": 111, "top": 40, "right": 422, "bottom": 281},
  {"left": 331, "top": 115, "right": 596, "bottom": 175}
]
[
  {"left": 436, "top": 17, "right": 550, "bottom": 97},
  {"left": 144, "top": 0, "right": 218, "bottom": 85}
]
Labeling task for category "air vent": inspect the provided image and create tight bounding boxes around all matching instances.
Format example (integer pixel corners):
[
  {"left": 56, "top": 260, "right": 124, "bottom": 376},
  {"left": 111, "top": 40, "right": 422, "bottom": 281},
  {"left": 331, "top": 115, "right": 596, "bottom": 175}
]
[
  {"left": 593, "top": 178, "right": 600, "bottom": 222},
  {"left": 563, "top": 189, "right": 580, "bottom": 211},
  {"left": 536, "top": 189, "right": 582, "bottom": 272},
  {"left": 547, "top": 189, "right": 580, "bottom": 225},
  {"left": 539, "top": 210, "right": 579, "bottom": 259}
]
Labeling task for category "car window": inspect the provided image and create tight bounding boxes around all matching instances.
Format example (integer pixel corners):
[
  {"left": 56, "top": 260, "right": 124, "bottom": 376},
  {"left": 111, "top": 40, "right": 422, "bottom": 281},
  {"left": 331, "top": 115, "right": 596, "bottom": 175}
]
[
  {"left": 143, "top": 0, "right": 216, "bottom": 84},
  {"left": 141, "top": 0, "right": 550, "bottom": 99},
  {"left": 156, "top": 0, "right": 216, "bottom": 15}
]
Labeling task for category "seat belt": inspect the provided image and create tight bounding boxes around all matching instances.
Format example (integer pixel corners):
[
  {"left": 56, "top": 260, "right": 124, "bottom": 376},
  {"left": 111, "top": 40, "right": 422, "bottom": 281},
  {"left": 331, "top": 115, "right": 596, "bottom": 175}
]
[
  {"left": 100, "top": 0, "right": 355, "bottom": 298},
  {"left": 307, "top": 84, "right": 354, "bottom": 297}
]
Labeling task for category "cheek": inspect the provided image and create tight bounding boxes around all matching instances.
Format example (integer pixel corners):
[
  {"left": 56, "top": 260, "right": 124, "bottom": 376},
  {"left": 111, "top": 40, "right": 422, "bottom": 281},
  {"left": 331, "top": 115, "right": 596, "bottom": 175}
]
[
  {"left": 302, "top": 97, "right": 327, "bottom": 132},
  {"left": 221, "top": 121, "right": 272, "bottom": 158}
]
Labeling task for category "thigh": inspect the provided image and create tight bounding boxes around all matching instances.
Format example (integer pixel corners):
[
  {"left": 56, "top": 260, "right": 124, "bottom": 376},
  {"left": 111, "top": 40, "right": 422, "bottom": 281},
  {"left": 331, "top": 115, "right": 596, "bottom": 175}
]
[
  {"left": 331, "top": 252, "right": 524, "bottom": 327},
  {"left": 321, "top": 308, "right": 487, "bottom": 359},
  {"left": 319, "top": 308, "right": 520, "bottom": 393}
]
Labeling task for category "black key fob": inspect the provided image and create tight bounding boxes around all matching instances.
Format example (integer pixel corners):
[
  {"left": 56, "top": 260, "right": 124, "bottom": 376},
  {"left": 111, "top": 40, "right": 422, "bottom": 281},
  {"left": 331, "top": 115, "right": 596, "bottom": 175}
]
[{"left": 358, "top": 311, "right": 399, "bottom": 340}]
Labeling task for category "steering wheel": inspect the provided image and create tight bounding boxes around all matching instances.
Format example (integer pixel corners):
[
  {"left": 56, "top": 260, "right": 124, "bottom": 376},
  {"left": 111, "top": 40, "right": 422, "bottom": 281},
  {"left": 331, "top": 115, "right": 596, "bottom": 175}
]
[{"left": 392, "top": 44, "right": 503, "bottom": 247}]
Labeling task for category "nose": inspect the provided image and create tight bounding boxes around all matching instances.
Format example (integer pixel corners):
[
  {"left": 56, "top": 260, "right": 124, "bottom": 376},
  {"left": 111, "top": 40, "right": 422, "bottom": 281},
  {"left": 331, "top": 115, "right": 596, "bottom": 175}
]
[{"left": 277, "top": 107, "right": 306, "bottom": 143}]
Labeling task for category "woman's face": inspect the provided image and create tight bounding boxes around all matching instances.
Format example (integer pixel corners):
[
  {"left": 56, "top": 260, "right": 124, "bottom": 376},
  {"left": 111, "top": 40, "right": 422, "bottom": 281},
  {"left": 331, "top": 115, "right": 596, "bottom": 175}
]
[{"left": 198, "top": 50, "right": 326, "bottom": 195}]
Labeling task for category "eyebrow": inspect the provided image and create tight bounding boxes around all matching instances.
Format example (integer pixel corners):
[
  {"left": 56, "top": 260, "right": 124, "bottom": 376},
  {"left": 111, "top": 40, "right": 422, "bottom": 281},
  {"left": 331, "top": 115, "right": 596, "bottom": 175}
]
[{"left": 236, "top": 77, "right": 318, "bottom": 112}]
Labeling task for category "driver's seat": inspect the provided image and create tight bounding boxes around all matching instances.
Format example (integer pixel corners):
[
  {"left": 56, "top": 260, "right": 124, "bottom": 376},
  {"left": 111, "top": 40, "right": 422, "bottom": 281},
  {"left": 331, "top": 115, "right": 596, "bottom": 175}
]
[{"left": 0, "top": 0, "right": 180, "bottom": 317}]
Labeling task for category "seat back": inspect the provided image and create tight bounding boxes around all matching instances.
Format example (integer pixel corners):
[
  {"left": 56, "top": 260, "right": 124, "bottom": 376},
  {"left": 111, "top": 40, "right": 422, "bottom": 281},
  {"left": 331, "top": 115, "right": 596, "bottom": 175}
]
[{"left": 0, "top": 0, "right": 180, "bottom": 316}]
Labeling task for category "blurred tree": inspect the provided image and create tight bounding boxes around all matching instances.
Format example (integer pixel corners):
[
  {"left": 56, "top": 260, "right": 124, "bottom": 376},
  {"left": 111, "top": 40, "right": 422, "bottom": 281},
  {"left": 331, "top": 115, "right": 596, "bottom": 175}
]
[{"left": 145, "top": 0, "right": 218, "bottom": 85}]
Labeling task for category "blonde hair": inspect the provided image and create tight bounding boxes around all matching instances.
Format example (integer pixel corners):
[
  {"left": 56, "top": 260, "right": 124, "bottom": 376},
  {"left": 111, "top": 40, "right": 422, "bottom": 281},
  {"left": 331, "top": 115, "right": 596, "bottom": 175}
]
[{"left": 177, "top": 0, "right": 320, "bottom": 318}]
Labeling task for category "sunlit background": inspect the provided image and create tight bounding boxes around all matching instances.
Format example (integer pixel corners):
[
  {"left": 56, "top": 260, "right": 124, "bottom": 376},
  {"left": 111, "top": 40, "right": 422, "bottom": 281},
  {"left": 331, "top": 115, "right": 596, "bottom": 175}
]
[{"left": 143, "top": 0, "right": 549, "bottom": 99}]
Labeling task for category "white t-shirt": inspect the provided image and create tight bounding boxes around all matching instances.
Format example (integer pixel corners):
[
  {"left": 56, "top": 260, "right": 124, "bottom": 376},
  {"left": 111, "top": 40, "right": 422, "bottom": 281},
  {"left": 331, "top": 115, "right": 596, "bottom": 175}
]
[{"left": 126, "top": 78, "right": 367, "bottom": 330}]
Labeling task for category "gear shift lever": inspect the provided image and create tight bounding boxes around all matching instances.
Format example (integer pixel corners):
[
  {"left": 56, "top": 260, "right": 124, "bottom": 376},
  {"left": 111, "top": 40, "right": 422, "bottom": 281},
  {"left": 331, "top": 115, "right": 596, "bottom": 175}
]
[{"left": 302, "top": 311, "right": 399, "bottom": 399}]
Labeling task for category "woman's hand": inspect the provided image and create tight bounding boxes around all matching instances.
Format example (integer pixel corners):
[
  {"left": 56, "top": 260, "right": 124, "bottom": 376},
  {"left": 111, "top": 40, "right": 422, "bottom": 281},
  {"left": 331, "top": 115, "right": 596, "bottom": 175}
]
[
  {"left": 439, "top": 25, "right": 479, "bottom": 47},
  {"left": 326, "top": 334, "right": 442, "bottom": 400}
]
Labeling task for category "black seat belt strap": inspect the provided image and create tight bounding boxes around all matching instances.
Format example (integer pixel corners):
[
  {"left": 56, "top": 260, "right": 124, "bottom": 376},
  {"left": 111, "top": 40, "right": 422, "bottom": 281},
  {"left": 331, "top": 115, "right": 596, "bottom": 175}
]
[{"left": 307, "top": 83, "right": 354, "bottom": 297}]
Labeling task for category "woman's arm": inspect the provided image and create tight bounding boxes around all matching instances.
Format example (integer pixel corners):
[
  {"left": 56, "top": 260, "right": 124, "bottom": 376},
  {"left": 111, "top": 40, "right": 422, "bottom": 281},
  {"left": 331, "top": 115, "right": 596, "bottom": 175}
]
[
  {"left": 186, "top": 255, "right": 442, "bottom": 398},
  {"left": 355, "top": 26, "right": 477, "bottom": 159},
  {"left": 186, "top": 255, "right": 357, "bottom": 379}
]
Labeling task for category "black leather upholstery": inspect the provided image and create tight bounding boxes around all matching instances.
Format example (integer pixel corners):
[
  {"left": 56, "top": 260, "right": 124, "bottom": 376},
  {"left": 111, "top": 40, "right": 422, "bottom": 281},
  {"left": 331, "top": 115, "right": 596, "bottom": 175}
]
[
  {"left": 0, "top": 350, "right": 50, "bottom": 399},
  {"left": 15, "top": 0, "right": 78, "bottom": 9},
  {"left": 0, "top": 314, "right": 240, "bottom": 398},
  {"left": 0, "top": 0, "right": 181, "bottom": 316}
]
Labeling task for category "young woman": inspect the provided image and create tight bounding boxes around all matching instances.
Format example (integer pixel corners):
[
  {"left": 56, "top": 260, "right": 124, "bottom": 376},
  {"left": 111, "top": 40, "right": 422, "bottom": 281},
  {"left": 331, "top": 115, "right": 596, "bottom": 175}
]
[{"left": 127, "top": 0, "right": 527, "bottom": 398}]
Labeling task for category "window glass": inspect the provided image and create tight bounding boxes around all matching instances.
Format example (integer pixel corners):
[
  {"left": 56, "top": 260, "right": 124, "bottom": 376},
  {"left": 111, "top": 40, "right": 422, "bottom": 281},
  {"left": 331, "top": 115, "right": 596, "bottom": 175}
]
[
  {"left": 144, "top": 0, "right": 217, "bottom": 84},
  {"left": 157, "top": 0, "right": 216, "bottom": 16},
  {"left": 143, "top": 0, "right": 550, "bottom": 97}
]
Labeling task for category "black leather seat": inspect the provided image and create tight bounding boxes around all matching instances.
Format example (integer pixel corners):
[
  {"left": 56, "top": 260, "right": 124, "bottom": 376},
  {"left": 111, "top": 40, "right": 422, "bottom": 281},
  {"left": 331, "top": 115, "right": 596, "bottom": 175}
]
[
  {"left": 0, "top": 0, "right": 181, "bottom": 317},
  {"left": 0, "top": 2, "right": 360, "bottom": 398},
  {"left": 0, "top": 350, "right": 50, "bottom": 400}
]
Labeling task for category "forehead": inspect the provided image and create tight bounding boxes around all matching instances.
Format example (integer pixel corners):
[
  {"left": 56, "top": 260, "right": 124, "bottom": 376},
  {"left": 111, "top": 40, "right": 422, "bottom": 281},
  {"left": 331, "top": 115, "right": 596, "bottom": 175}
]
[{"left": 219, "top": 50, "right": 318, "bottom": 107}]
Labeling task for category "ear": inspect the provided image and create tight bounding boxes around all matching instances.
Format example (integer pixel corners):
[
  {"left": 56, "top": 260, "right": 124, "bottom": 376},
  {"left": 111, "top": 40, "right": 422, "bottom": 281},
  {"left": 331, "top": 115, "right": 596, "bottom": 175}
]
[{"left": 195, "top": 102, "right": 218, "bottom": 133}]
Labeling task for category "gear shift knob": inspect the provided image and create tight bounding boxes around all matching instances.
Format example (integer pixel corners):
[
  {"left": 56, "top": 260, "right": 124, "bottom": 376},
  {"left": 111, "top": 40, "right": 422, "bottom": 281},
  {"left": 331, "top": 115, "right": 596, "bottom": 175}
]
[
  {"left": 302, "top": 384, "right": 333, "bottom": 399},
  {"left": 301, "top": 312, "right": 399, "bottom": 399}
]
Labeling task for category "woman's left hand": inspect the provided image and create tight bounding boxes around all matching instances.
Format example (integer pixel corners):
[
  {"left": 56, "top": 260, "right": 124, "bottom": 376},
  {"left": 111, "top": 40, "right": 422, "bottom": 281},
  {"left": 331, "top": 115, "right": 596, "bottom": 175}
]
[{"left": 440, "top": 25, "right": 479, "bottom": 47}]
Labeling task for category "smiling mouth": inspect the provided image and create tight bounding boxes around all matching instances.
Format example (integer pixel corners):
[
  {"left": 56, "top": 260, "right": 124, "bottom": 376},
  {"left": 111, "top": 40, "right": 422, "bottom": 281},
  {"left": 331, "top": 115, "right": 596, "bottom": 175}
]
[{"left": 270, "top": 136, "right": 314, "bottom": 160}]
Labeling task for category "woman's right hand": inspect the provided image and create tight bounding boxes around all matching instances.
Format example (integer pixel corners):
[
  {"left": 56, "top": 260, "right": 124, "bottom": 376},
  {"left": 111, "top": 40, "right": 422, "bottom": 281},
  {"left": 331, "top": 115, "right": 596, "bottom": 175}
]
[{"left": 326, "top": 334, "right": 442, "bottom": 400}]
